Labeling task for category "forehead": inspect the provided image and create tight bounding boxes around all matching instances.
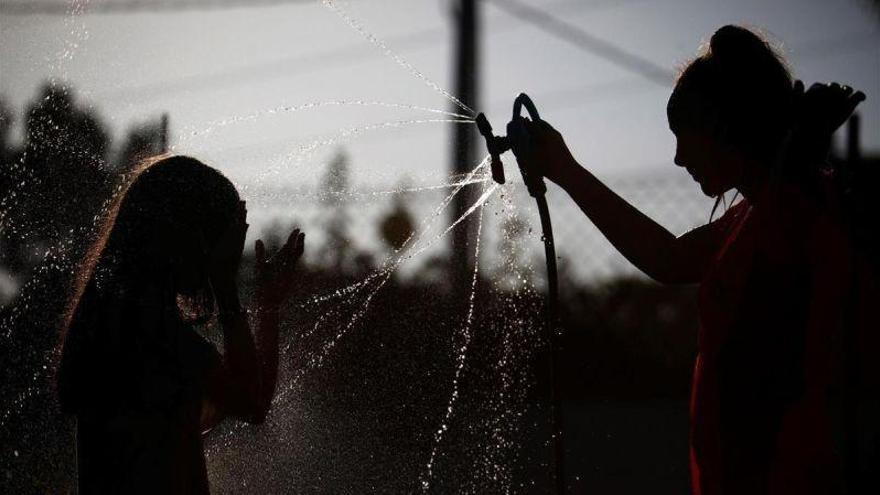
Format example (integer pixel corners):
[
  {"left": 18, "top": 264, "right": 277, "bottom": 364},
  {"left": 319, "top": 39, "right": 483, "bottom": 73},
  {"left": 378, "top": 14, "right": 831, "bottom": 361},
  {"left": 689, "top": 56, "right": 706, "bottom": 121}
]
[{"left": 667, "top": 88, "right": 720, "bottom": 134}]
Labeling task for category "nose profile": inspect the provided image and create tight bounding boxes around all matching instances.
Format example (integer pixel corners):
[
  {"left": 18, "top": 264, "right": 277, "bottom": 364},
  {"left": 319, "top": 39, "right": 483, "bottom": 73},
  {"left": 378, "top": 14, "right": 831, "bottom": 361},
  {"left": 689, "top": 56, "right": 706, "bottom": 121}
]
[
  {"left": 674, "top": 148, "right": 685, "bottom": 168},
  {"left": 672, "top": 139, "right": 685, "bottom": 168}
]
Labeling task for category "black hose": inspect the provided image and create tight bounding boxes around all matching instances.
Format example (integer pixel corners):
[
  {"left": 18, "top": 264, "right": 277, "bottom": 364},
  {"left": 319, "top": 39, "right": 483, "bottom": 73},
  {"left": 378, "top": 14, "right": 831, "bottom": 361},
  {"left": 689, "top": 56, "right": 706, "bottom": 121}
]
[
  {"left": 536, "top": 194, "right": 564, "bottom": 495},
  {"left": 476, "top": 95, "right": 564, "bottom": 493}
]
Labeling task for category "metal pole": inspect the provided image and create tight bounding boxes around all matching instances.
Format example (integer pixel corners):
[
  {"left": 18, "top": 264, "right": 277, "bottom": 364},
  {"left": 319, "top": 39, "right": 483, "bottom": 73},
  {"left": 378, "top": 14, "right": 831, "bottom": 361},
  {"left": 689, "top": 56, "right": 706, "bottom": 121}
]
[
  {"left": 843, "top": 113, "right": 862, "bottom": 493},
  {"left": 159, "top": 113, "right": 169, "bottom": 153},
  {"left": 450, "top": 0, "right": 479, "bottom": 286}
]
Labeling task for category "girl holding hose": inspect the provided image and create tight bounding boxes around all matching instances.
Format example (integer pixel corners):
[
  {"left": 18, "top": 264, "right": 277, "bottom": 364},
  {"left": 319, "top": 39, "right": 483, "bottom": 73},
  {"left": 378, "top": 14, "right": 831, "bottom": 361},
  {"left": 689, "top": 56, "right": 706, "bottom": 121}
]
[{"left": 525, "top": 25, "right": 871, "bottom": 494}]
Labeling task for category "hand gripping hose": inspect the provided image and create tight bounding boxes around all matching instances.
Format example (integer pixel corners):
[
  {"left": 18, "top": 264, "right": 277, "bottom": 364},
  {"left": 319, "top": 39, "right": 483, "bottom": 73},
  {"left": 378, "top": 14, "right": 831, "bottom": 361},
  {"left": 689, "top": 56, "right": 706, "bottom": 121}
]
[{"left": 476, "top": 94, "right": 564, "bottom": 494}]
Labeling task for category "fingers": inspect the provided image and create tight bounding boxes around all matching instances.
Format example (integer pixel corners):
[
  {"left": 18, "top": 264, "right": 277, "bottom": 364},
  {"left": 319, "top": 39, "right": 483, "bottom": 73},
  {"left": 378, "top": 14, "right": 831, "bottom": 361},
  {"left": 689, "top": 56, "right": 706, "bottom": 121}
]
[
  {"left": 285, "top": 229, "right": 304, "bottom": 265},
  {"left": 831, "top": 83, "right": 859, "bottom": 102},
  {"left": 274, "top": 228, "right": 296, "bottom": 260},
  {"left": 814, "top": 81, "right": 863, "bottom": 99},
  {"left": 522, "top": 117, "right": 561, "bottom": 144},
  {"left": 522, "top": 117, "right": 553, "bottom": 132},
  {"left": 255, "top": 239, "right": 265, "bottom": 264},
  {"left": 846, "top": 90, "right": 867, "bottom": 116},
  {"left": 830, "top": 82, "right": 866, "bottom": 114},
  {"left": 534, "top": 119, "right": 556, "bottom": 132},
  {"left": 270, "top": 228, "right": 304, "bottom": 267},
  {"left": 852, "top": 90, "right": 867, "bottom": 105},
  {"left": 293, "top": 232, "right": 305, "bottom": 260},
  {"left": 286, "top": 229, "right": 299, "bottom": 251}
]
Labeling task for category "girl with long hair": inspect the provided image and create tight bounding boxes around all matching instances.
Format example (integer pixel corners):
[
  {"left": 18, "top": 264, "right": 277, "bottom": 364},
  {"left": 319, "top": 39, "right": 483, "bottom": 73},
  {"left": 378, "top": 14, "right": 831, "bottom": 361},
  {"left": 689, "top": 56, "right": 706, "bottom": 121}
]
[{"left": 57, "top": 155, "right": 305, "bottom": 494}]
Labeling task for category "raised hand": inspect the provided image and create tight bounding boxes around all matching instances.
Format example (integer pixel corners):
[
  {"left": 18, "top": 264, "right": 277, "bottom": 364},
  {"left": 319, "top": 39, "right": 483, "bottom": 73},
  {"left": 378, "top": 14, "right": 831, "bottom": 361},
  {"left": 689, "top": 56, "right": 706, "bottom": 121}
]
[
  {"left": 792, "top": 80, "right": 866, "bottom": 138},
  {"left": 254, "top": 228, "right": 305, "bottom": 310}
]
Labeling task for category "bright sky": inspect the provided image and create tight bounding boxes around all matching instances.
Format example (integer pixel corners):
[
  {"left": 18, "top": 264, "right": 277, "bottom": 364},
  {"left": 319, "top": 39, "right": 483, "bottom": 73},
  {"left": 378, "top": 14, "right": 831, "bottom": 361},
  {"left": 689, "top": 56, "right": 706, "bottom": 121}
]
[
  {"left": 1, "top": 0, "right": 877, "bottom": 183},
  {"left": 1, "top": 0, "right": 879, "bottom": 276}
]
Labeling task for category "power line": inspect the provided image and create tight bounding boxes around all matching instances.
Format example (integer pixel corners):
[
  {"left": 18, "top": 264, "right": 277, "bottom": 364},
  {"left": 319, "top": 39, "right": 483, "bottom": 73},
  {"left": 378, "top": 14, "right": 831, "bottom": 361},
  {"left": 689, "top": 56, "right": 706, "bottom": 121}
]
[
  {"left": 485, "top": 29, "right": 879, "bottom": 116},
  {"left": 486, "top": 0, "right": 674, "bottom": 86},
  {"left": 98, "top": 0, "right": 644, "bottom": 103},
  {"left": 103, "top": 28, "right": 444, "bottom": 102},
  {"left": 787, "top": 32, "right": 880, "bottom": 58},
  {"left": 0, "top": 0, "right": 313, "bottom": 16}
]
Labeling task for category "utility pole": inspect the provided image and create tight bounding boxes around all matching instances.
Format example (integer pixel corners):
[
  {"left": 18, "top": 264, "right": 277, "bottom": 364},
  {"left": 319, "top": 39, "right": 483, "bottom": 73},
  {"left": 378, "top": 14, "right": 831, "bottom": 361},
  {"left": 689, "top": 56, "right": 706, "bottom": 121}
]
[
  {"left": 843, "top": 113, "right": 862, "bottom": 493},
  {"left": 449, "top": 4, "right": 565, "bottom": 492},
  {"left": 450, "top": 0, "right": 479, "bottom": 287},
  {"left": 159, "top": 113, "right": 169, "bottom": 153}
]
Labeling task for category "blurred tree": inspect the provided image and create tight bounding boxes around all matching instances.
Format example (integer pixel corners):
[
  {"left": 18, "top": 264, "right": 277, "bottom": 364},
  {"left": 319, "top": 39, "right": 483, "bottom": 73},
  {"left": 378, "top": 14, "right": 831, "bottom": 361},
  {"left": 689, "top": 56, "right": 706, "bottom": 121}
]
[
  {"left": 0, "top": 96, "right": 19, "bottom": 217},
  {"left": 20, "top": 83, "right": 111, "bottom": 250},
  {"left": 0, "top": 95, "right": 14, "bottom": 211},
  {"left": 319, "top": 149, "right": 352, "bottom": 272},
  {"left": 116, "top": 114, "right": 167, "bottom": 171},
  {"left": 379, "top": 196, "right": 414, "bottom": 251},
  {"left": 0, "top": 97, "right": 11, "bottom": 163},
  {"left": 0, "top": 96, "right": 22, "bottom": 302}
]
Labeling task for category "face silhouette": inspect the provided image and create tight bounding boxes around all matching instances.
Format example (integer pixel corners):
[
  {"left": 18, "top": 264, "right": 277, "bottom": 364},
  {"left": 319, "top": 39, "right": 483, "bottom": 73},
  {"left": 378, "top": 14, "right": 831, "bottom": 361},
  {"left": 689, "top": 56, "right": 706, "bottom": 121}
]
[{"left": 672, "top": 127, "right": 743, "bottom": 198}]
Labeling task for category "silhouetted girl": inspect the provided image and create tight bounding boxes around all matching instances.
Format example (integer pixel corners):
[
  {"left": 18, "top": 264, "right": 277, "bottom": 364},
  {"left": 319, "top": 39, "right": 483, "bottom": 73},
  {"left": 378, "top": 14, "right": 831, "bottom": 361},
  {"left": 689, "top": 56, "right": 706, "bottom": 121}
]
[
  {"left": 57, "top": 156, "right": 304, "bottom": 494},
  {"left": 525, "top": 25, "right": 870, "bottom": 494}
]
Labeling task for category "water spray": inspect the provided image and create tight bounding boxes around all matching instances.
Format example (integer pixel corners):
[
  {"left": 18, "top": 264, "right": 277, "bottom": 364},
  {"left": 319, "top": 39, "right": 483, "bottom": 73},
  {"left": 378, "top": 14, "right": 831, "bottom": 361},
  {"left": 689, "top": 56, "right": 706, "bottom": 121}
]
[{"left": 476, "top": 94, "right": 564, "bottom": 494}]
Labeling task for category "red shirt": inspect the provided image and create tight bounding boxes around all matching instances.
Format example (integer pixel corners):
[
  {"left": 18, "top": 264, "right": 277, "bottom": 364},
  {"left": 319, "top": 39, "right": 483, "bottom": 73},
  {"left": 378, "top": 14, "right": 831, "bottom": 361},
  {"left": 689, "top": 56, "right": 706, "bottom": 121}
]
[{"left": 691, "top": 181, "right": 851, "bottom": 494}]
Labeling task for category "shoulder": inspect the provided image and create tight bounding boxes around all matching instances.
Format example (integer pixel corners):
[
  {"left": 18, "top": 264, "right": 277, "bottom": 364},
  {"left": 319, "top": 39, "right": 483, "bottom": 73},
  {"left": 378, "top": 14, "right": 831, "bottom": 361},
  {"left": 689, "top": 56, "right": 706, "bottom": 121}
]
[
  {"left": 717, "top": 199, "right": 750, "bottom": 225},
  {"left": 705, "top": 199, "right": 751, "bottom": 241}
]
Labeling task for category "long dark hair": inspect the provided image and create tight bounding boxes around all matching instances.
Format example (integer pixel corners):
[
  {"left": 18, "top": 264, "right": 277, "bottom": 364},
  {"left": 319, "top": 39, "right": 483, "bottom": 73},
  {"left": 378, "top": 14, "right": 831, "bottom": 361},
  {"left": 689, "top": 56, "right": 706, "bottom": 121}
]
[{"left": 57, "top": 155, "right": 240, "bottom": 412}]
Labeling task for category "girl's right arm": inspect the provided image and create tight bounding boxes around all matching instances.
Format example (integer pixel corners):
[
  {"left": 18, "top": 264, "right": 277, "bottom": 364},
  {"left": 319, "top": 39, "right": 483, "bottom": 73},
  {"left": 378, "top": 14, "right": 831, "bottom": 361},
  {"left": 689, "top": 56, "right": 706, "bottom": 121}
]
[
  {"left": 525, "top": 119, "right": 723, "bottom": 285},
  {"left": 202, "top": 228, "right": 305, "bottom": 429}
]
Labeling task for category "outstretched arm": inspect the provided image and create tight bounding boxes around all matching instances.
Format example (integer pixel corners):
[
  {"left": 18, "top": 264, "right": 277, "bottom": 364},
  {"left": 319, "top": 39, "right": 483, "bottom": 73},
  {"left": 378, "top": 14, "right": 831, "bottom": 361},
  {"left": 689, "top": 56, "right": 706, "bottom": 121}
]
[
  {"left": 525, "top": 119, "right": 721, "bottom": 285},
  {"left": 201, "top": 201, "right": 264, "bottom": 425}
]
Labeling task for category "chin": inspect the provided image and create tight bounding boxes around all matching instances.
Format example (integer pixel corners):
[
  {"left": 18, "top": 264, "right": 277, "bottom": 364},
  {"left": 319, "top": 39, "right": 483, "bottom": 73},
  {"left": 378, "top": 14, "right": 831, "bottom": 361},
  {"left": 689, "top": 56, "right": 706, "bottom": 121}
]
[
  {"left": 697, "top": 181, "right": 716, "bottom": 197},
  {"left": 704, "top": 183, "right": 735, "bottom": 199}
]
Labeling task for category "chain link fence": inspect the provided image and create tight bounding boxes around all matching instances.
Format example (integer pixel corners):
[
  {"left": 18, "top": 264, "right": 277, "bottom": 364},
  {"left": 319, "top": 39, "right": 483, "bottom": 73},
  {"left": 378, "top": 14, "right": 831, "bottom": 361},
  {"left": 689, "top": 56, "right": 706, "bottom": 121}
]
[{"left": 243, "top": 171, "right": 718, "bottom": 284}]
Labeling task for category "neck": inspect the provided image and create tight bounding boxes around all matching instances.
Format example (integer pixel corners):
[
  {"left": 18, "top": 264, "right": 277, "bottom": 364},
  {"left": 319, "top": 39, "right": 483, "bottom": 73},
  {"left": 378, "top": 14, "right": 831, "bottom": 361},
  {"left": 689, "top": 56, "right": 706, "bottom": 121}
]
[{"left": 736, "top": 157, "right": 770, "bottom": 203}]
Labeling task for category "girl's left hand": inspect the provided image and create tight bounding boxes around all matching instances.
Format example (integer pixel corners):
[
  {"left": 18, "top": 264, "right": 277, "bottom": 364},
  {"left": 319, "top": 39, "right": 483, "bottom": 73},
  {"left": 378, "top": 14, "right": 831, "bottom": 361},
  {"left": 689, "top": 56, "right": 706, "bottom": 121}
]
[{"left": 792, "top": 80, "right": 866, "bottom": 137}]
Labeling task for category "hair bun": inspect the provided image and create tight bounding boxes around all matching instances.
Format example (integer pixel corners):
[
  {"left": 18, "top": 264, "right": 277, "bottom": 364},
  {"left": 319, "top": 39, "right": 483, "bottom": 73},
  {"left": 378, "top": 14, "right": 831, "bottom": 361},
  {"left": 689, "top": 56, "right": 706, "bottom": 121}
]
[{"left": 710, "top": 25, "right": 768, "bottom": 63}]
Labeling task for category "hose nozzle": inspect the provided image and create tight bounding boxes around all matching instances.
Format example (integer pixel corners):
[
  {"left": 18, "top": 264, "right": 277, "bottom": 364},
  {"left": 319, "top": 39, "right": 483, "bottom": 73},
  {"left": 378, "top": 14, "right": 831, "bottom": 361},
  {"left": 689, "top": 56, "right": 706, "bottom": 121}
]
[
  {"left": 475, "top": 113, "right": 509, "bottom": 185},
  {"left": 474, "top": 93, "right": 547, "bottom": 197}
]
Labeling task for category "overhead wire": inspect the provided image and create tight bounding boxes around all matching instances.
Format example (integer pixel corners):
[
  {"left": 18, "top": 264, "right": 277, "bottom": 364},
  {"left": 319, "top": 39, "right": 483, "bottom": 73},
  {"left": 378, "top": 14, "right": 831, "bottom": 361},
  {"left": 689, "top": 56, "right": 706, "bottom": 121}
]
[
  {"left": 486, "top": 0, "right": 674, "bottom": 85},
  {"left": 8, "top": 0, "right": 874, "bottom": 150},
  {"left": 39, "top": 0, "right": 874, "bottom": 105},
  {"left": 0, "top": 0, "right": 314, "bottom": 16},
  {"left": 98, "top": 0, "right": 647, "bottom": 103}
]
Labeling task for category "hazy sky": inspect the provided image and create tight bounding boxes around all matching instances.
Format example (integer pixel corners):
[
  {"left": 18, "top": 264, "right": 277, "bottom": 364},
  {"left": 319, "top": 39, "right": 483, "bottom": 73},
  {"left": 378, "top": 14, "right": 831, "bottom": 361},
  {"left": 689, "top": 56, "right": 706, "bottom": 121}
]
[
  {"left": 1, "top": 0, "right": 879, "bottom": 275},
  {"left": 2, "top": 0, "right": 877, "bottom": 185}
]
